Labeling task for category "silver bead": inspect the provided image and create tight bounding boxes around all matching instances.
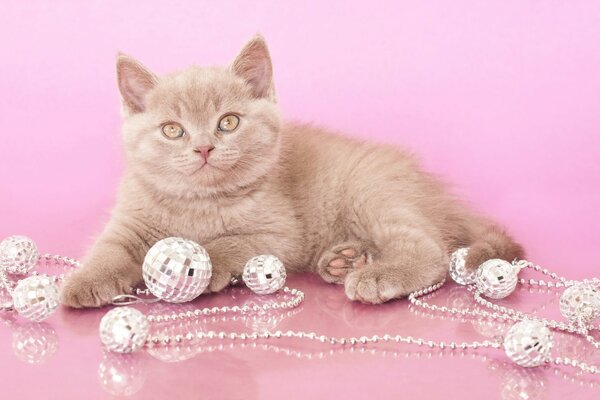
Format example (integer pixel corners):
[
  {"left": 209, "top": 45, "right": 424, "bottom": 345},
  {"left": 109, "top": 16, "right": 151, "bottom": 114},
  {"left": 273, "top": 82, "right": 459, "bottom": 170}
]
[
  {"left": 99, "top": 307, "right": 149, "bottom": 353},
  {"left": 504, "top": 320, "right": 553, "bottom": 367},
  {"left": 242, "top": 255, "right": 287, "bottom": 295},
  {"left": 449, "top": 247, "right": 475, "bottom": 285},
  {"left": 12, "top": 275, "right": 59, "bottom": 322},
  {"left": 559, "top": 283, "right": 600, "bottom": 324},
  {"left": 142, "top": 237, "right": 212, "bottom": 303},
  {"left": 475, "top": 259, "right": 519, "bottom": 299},
  {"left": 0, "top": 235, "right": 39, "bottom": 274}
]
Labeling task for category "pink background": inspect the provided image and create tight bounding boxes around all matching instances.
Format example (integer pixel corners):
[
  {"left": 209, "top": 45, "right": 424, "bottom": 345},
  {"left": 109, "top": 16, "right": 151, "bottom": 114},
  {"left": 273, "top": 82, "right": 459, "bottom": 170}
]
[
  {"left": 1, "top": 1, "right": 599, "bottom": 277},
  {"left": 1, "top": 2, "right": 600, "bottom": 399},
  {"left": 2, "top": 1, "right": 599, "bottom": 278}
]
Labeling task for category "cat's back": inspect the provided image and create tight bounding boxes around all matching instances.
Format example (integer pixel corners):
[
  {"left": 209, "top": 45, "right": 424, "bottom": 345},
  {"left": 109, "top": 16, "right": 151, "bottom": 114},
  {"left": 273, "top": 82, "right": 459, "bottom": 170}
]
[
  {"left": 280, "top": 122, "right": 421, "bottom": 196},
  {"left": 278, "top": 122, "right": 441, "bottom": 227}
]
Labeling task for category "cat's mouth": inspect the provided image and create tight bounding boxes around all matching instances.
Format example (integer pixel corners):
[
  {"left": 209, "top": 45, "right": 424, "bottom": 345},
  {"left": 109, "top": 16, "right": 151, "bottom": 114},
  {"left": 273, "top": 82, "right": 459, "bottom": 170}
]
[
  {"left": 200, "top": 161, "right": 221, "bottom": 171},
  {"left": 190, "top": 161, "right": 223, "bottom": 175}
]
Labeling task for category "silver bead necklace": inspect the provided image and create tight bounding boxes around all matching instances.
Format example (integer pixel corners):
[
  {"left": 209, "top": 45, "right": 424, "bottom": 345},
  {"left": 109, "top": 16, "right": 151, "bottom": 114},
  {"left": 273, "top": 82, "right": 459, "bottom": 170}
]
[
  {"left": 1, "top": 236, "right": 80, "bottom": 320},
  {"left": 2, "top": 235, "right": 600, "bottom": 376},
  {"left": 409, "top": 249, "right": 600, "bottom": 372}
]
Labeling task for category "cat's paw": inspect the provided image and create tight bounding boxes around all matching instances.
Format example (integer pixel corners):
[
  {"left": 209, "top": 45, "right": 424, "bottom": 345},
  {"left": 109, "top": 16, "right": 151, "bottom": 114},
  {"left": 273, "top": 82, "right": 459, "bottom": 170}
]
[
  {"left": 344, "top": 266, "right": 404, "bottom": 304},
  {"left": 205, "top": 269, "right": 233, "bottom": 293},
  {"left": 317, "top": 241, "right": 372, "bottom": 284},
  {"left": 61, "top": 271, "right": 132, "bottom": 308},
  {"left": 344, "top": 263, "right": 445, "bottom": 304}
]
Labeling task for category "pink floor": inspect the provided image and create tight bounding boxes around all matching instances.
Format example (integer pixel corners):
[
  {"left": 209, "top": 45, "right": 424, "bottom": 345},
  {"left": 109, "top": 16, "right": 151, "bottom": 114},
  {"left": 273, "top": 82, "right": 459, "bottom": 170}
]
[{"left": 1, "top": 272, "right": 599, "bottom": 399}]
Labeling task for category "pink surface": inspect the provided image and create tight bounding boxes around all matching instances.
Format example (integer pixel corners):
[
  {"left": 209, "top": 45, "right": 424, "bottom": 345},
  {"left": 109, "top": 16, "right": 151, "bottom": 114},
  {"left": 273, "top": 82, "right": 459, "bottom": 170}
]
[
  {"left": 2, "top": 274, "right": 600, "bottom": 399},
  {"left": 1, "top": 1, "right": 599, "bottom": 399}
]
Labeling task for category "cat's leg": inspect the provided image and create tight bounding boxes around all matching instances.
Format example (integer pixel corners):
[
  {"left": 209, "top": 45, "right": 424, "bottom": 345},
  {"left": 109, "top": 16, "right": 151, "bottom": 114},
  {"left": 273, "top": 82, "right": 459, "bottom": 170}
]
[
  {"left": 317, "top": 241, "right": 373, "bottom": 284},
  {"left": 61, "top": 219, "right": 152, "bottom": 308},
  {"left": 344, "top": 227, "right": 447, "bottom": 304}
]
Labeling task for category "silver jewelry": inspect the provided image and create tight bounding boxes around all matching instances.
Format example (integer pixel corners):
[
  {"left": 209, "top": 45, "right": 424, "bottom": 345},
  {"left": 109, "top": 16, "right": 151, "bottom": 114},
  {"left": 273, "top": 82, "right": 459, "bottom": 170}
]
[
  {"left": 410, "top": 248, "right": 600, "bottom": 374},
  {"left": 3, "top": 235, "right": 599, "bottom": 376},
  {"left": 0, "top": 236, "right": 79, "bottom": 321},
  {"left": 242, "top": 254, "right": 287, "bottom": 294},
  {"left": 142, "top": 237, "right": 212, "bottom": 303}
]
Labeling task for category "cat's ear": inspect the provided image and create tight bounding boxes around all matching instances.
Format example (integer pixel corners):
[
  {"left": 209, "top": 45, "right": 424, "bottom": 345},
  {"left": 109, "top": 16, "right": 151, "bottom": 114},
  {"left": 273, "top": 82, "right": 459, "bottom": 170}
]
[
  {"left": 116, "top": 54, "right": 158, "bottom": 114},
  {"left": 231, "top": 35, "right": 276, "bottom": 101}
]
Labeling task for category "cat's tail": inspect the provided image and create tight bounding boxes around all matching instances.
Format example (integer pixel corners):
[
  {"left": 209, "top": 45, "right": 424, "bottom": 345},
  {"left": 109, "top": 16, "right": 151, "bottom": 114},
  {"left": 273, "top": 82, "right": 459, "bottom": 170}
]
[{"left": 463, "top": 219, "right": 525, "bottom": 271}]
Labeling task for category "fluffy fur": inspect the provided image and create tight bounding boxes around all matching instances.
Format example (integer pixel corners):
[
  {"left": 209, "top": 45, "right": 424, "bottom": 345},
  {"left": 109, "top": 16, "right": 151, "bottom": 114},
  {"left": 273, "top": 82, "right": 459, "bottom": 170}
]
[{"left": 61, "top": 36, "right": 523, "bottom": 307}]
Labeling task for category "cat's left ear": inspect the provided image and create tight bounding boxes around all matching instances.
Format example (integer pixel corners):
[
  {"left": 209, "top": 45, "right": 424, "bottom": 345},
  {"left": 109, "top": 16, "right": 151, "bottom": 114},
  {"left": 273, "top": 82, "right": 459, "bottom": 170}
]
[
  {"left": 116, "top": 54, "right": 158, "bottom": 115},
  {"left": 231, "top": 35, "right": 276, "bottom": 101}
]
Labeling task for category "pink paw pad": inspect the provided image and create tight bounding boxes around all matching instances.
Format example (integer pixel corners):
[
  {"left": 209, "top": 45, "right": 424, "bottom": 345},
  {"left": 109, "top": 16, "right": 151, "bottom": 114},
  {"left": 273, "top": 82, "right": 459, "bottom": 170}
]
[{"left": 326, "top": 248, "right": 369, "bottom": 277}]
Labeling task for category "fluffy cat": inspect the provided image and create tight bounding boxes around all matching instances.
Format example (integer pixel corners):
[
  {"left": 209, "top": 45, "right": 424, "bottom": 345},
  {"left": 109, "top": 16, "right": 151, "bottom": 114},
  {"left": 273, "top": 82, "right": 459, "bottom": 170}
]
[{"left": 61, "top": 35, "right": 523, "bottom": 308}]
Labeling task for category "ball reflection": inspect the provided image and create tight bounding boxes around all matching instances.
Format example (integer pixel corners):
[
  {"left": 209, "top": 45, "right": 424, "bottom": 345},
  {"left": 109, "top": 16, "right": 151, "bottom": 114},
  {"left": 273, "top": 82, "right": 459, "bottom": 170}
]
[
  {"left": 500, "top": 365, "right": 547, "bottom": 400},
  {"left": 446, "top": 285, "right": 474, "bottom": 309},
  {"left": 12, "top": 322, "right": 58, "bottom": 364},
  {"left": 146, "top": 320, "right": 203, "bottom": 363},
  {"left": 471, "top": 319, "right": 509, "bottom": 338},
  {"left": 98, "top": 351, "right": 146, "bottom": 396},
  {"left": 243, "top": 296, "right": 286, "bottom": 333}
]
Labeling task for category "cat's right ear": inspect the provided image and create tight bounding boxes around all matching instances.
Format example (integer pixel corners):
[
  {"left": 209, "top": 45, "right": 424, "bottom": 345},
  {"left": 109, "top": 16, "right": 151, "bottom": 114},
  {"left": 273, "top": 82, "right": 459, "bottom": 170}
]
[{"left": 116, "top": 54, "right": 158, "bottom": 115}]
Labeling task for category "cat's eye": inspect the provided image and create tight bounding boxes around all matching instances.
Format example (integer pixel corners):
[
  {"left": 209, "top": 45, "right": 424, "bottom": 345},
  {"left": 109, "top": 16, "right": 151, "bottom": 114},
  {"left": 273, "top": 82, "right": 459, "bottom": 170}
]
[
  {"left": 162, "top": 123, "right": 185, "bottom": 139},
  {"left": 218, "top": 114, "right": 240, "bottom": 132}
]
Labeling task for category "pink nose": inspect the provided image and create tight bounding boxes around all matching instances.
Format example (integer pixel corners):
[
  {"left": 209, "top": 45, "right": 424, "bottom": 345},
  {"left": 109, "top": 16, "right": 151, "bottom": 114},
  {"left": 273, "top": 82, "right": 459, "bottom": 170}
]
[{"left": 194, "top": 145, "right": 215, "bottom": 161}]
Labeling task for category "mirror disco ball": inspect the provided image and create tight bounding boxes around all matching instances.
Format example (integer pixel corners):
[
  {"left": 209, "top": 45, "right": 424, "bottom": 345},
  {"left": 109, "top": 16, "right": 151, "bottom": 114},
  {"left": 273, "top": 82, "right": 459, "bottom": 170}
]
[
  {"left": 242, "top": 255, "right": 286, "bottom": 295},
  {"left": 142, "top": 237, "right": 212, "bottom": 303},
  {"left": 0, "top": 235, "right": 39, "bottom": 274},
  {"left": 475, "top": 259, "right": 518, "bottom": 299}
]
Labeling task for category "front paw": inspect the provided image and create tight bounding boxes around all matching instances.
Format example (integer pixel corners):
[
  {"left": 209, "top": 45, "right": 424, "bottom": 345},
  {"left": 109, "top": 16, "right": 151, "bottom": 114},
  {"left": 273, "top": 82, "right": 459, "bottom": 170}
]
[
  {"left": 344, "top": 263, "right": 445, "bottom": 304},
  {"left": 344, "top": 266, "right": 403, "bottom": 304},
  {"left": 204, "top": 269, "right": 234, "bottom": 294},
  {"left": 61, "top": 271, "right": 132, "bottom": 308}
]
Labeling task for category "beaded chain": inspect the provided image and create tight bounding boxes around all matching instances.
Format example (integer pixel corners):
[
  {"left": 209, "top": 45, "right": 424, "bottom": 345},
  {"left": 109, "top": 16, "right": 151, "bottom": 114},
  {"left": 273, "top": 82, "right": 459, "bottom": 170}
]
[
  {"left": 149, "top": 341, "right": 600, "bottom": 389},
  {"left": 1, "top": 244, "right": 599, "bottom": 376},
  {"left": 115, "top": 256, "right": 599, "bottom": 376},
  {"left": 408, "top": 260, "right": 600, "bottom": 374},
  {"left": 0, "top": 253, "right": 80, "bottom": 310}
]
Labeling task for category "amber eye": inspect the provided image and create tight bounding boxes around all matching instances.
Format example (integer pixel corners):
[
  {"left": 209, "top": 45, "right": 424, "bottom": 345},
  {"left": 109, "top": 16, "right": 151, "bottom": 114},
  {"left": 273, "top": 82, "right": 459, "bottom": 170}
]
[
  {"left": 218, "top": 114, "right": 240, "bottom": 132},
  {"left": 162, "top": 123, "right": 185, "bottom": 139}
]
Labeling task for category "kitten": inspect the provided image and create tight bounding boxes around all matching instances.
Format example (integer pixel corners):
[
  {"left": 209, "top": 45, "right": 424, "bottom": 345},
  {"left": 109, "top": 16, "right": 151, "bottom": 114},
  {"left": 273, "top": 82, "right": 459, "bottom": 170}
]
[{"left": 61, "top": 35, "right": 523, "bottom": 307}]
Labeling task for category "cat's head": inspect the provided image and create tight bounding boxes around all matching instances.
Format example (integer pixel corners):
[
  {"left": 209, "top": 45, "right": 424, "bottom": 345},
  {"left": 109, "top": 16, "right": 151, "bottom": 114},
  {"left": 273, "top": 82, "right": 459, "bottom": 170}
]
[{"left": 117, "top": 36, "right": 281, "bottom": 199}]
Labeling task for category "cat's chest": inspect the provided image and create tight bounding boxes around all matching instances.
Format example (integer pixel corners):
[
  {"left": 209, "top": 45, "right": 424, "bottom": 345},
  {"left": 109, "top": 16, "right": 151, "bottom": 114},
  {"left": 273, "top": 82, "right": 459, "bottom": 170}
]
[{"left": 148, "top": 194, "right": 269, "bottom": 244}]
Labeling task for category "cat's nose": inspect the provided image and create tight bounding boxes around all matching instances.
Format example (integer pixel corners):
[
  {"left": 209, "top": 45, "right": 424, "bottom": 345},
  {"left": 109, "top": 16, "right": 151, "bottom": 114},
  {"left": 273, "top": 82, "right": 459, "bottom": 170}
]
[{"left": 193, "top": 145, "right": 215, "bottom": 161}]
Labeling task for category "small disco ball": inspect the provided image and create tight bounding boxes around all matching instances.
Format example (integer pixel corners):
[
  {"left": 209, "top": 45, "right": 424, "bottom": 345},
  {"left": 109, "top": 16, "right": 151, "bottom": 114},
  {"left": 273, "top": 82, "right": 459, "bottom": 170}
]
[
  {"left": 475, "top": 259, "right": 519, "bottom": 299},
  {"left": 503, "top": 320, "right": 553, "bottom": 367},
  {"left": 12, "top": 275, "right": 59, "bottom": 322},
  {"left": 142, "top": 237, "right": 212, "bottom": 303},
  {"left": 12, "top": 322, "right": 59, "bottom": 364},
  {"left": 242, "top": 255, "right": 286, "bottom": 295},
  {"left": 0, "top": 235, "right": 39, "bottom": 274},
  {"left": 449, "top": 247, "right": 475, "bottom": 285},
  {"left": 99, "top": 307, "right": 149, "bottom": 354},
  {"left": 559, "top": 283, "right": 600, "bottom": 324}
]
